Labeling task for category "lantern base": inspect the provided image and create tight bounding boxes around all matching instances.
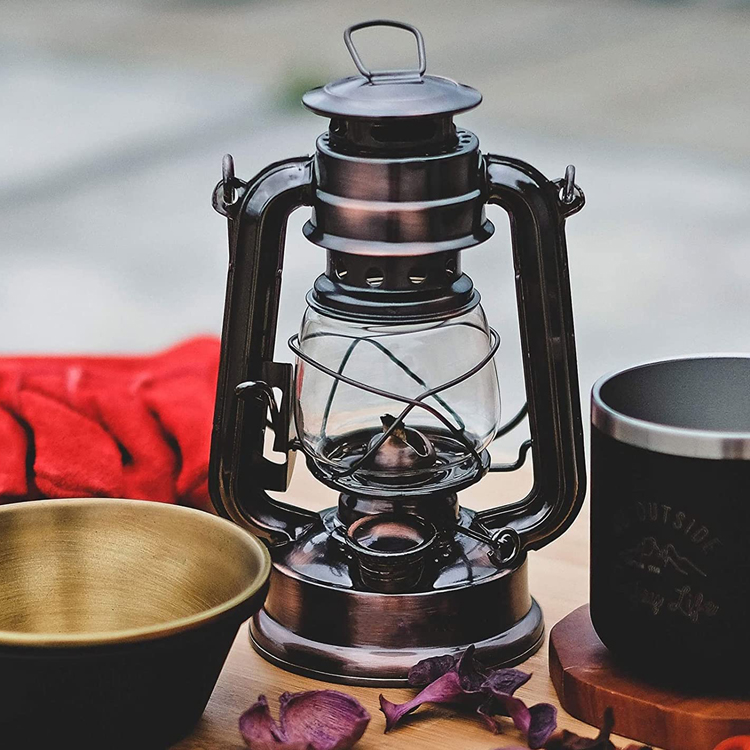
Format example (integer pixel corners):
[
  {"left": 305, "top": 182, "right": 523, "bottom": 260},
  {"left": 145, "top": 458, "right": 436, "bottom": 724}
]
[
  {"left": 249, "top": 508, "right": 543, "bottom": 685},
  {"left": 250, "top": 597, "right": 543, "bottom": 686}
]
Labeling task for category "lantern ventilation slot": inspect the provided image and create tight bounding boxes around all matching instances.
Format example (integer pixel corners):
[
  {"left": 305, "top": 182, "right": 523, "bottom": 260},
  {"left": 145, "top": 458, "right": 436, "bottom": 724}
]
[
  {"left": 365, "top": 269, "right": 384, "bottom": 288},
  {"left": 334, "top": 259, "right": 348, "bottom": 279}
]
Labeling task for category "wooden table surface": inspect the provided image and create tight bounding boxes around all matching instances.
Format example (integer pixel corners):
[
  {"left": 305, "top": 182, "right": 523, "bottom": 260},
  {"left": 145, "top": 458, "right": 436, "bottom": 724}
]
[{"left": 174, "top": 465, "right": 642, "bottom": 750}]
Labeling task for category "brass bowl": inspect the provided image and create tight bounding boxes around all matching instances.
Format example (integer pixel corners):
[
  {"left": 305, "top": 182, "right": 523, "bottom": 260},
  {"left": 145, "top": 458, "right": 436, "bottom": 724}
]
[{"left": 0, "top": 498, "right": 270, "bottom": 749}]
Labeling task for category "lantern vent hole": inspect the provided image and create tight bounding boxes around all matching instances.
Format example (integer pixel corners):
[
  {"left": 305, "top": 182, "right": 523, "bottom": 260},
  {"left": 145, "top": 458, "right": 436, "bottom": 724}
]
[
  {"left": 334, "top": 259, "right": 348, "bottom": 279},
  {"left": 365, "top": 268, "right": 384, "bottom": 288},
  {"left": 329, "top": 119, "right": 346, "bottom": 137},
  {"left": 409, "top": 267, "right": 427, "bottom": 285}
]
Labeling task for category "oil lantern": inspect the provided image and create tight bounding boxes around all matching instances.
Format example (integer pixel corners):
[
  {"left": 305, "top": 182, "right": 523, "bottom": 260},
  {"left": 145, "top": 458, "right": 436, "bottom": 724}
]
[{"left": 210, "top": 20, "right": 586, "bottom": 684}]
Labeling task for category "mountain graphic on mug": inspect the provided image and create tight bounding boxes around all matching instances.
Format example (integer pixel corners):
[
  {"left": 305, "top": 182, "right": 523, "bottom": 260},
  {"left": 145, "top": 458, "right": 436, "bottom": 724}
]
[{"left": 620, "top": 536, "right": 706, "bottom": 578}]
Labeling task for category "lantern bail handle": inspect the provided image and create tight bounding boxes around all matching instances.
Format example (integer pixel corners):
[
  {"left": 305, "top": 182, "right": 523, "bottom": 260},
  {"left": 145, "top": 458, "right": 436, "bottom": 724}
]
[{"left": 344, "top": 20, "right": 426, "bottom": 83}]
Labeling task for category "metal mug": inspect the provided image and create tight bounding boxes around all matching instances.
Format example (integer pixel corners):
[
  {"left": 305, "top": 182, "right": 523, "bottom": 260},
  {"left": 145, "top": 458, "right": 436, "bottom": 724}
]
[{"left": 590, "top": 356, "right": 750, "bottom": 688}]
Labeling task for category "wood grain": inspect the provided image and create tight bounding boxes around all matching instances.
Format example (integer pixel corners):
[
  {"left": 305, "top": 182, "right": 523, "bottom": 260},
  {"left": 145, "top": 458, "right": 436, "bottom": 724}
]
[
  {"left": 550, "top": 605, "right": 750, "bottom": 750},
  {"left": 171, "top": 466, "right": 653, "bottom": 750}
]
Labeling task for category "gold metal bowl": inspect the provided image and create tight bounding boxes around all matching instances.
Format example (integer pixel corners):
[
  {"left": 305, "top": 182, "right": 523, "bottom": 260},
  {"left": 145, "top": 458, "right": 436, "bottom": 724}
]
[{"left": 0, "top": 497, "right": 270, "bottom": 749}]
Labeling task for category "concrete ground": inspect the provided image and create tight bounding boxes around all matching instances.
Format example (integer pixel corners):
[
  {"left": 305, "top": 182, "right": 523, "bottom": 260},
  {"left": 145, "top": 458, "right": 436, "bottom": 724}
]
[{"left": 1, "top": 0, "right": 749, "bottom": 453}]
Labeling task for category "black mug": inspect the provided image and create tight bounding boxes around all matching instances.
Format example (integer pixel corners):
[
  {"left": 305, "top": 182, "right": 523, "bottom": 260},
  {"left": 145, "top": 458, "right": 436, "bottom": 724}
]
[{"left": 590, "top": 356, "right": 750, "bottom": 688}]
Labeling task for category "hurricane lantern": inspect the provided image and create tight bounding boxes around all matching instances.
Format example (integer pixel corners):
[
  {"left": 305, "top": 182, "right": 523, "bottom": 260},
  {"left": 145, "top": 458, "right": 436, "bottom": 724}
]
[{"left": 210, "top": 20, "right": 586, "bottom": 685}]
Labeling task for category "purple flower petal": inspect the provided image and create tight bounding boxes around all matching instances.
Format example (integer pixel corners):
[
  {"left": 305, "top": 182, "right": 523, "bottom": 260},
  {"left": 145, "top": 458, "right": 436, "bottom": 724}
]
[
  {"left": 379, "top": 671, "right": 467, "bottom": 732},
  {"left": 380, "top": 646, "right": 556, "bottom": 745},
  {"left": 239, "top": 696, "right": 299, "bottom": 750},
  {"left": 527, "top": 703, "right": 557, "bottom": 749},
  {"left": 456, "top": 645, "right": 489, "bottom": 692},
  {"left": 407, "top": 653, "right": 459, "bottom": 687},
  {"left": 480, "top": 670, "right": 532, "bottom": 730},
  {"left": 279, "top": 691, "right": 370, "bottom": 750},
  {"left": 240, "top": 691, "right": 370, "bottom": 750},
  {"left": 481, "top": 667, "right": 532, "bottom": 697},
  {"left": 480, "top": 667, "right": 557, "bottom": 745},
  {"left": 495, "top": 693, "right": 533, "bottom": 735},
  {"left": 477, "top": 697, "right": 504, "bottom": 733}
]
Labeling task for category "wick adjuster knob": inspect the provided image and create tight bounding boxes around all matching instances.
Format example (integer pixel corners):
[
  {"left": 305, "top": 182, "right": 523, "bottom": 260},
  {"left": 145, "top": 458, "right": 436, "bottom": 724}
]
[{"left": 345, "top": 514, "right": 437, "bottom": 593}]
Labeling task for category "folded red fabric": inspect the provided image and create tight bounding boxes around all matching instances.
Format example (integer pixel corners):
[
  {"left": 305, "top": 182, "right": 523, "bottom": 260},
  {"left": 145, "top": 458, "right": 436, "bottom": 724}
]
[{"left": 0, "top": 337, "right": 219, "bottom": 511}]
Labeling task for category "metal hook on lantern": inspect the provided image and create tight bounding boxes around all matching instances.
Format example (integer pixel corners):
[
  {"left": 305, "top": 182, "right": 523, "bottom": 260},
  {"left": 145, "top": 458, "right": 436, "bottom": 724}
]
[
  {"left": 555, "top": 164, "right": 584, "bottom": 217},
  {"left": 222, "top": 154, "right": 236, "bottom": 206},
  {"left": 561, "top": 164, "right": 576, "bottom": 204},
  {"left": 212, "top": 153, "right": 247, "bottom": 218}
]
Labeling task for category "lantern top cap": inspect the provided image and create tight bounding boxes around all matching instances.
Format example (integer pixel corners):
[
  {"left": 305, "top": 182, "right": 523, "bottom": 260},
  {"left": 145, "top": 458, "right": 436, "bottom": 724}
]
[{"left": 302, "top": 20, "right": 482, "bottom": 120}]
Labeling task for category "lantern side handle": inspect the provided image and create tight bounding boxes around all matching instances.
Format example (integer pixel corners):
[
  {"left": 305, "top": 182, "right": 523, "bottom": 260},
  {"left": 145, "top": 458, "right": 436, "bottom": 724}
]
[
  {"left": 209, "top": 155, "right": 323, "bottom": 546},
  {"left": 476, "top": 155, "right": 586, "bottom": 551}
]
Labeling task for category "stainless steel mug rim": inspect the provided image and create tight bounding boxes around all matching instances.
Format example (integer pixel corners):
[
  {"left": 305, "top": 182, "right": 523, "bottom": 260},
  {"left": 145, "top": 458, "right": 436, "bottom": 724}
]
[{"left": 591, "top": 354, "right": 750, "bottom": 460}]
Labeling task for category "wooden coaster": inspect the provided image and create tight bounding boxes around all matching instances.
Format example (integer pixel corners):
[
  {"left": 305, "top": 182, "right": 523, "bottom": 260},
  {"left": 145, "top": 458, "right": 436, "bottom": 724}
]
[{"left": 549, "top": 605, "right": 750, "bottom": 750}]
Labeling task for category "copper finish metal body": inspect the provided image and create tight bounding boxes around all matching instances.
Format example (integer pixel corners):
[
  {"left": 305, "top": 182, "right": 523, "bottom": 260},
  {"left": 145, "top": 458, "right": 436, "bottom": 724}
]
[
  {"left": 0, "top": 498, "right": 270, "bottom": 748},
  {"left": 210, "top": 21, "right": 586, "bottom": 685},
  {"left": 251, "top": 509, "right": 542, "bottom": 685}
]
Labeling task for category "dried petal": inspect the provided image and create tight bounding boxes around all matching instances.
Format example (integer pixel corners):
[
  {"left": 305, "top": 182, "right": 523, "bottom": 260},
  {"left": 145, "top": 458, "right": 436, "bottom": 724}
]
[
  {"left": 480, "top": 667, "right": 532, "bottom": 697},
  {"left": 479, "top": 668, "right": 555, "bottom": 746},
  {"left": 280, "top": 691, "right": 370, "bottom": 750},
  {"left": 239, "top": 696, "right": 301, "bottom": 750},
  {"left": 379, "top": 671, "right": 467, "bottom": 732},
  {"left": 501, "top": 707, "right": 651, "bottom": 750},
  {"left": 474, "top": 693, "right": 530, "bottom": 736},
  {"left": 527, "top": 703, "right": 558, "bottom": 749},
  {"left": 409, "top": 646, "right": 528, "bottom": 693},
  {"left": 456, "top": 645, "right": 489, "bottom": 692},
  {"left": 240, "top": 691, "right": 370, "bottom": 750},
  {"left": 407, "top": 653, "right": 459, "bottom": 687},
  {"left": 477, "top": 697, "right": 503, "bottom": 733},
  {"left": 492, "top": 693, "right": 533, "bottom": 736},
  {"left": 381, "top": 646, "right": 556, "bottom": 747}
]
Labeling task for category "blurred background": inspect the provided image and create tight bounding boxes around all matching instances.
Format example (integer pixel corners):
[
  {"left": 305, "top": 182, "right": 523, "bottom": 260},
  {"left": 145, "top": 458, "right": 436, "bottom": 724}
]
[{"left": 2, "top": 0, "right": 749, "bottom": 457}]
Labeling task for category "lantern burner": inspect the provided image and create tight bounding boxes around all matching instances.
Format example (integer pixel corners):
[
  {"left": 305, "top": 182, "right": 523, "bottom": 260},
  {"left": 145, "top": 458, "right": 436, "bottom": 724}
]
[
  {"left": 314, "top": 431, "right": 489, "bottom": 495},
  {"left": 365, "top": 414, "right": 437, "bottom": 475}
]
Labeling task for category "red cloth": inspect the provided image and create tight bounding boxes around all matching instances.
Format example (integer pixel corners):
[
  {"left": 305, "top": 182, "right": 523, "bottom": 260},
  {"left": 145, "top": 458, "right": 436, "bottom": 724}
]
[{"left": 0, "top": 337, "right": 219, "bottom": 511}]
